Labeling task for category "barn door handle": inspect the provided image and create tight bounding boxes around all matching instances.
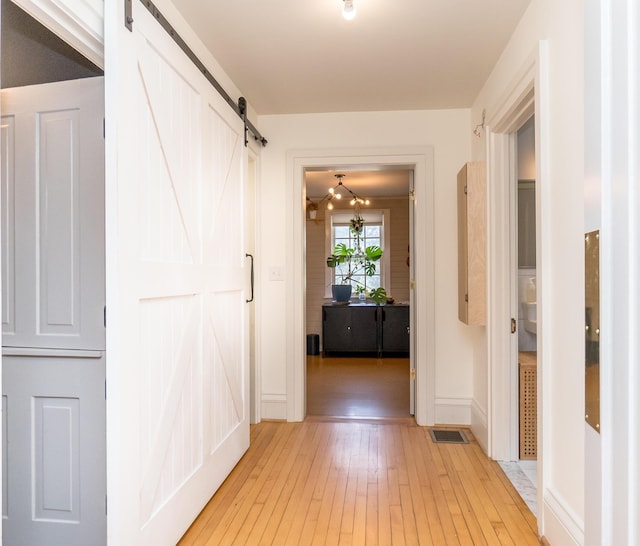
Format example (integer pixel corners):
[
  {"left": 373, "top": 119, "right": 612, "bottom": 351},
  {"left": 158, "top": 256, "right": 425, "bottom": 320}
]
[{"left": 246, "top": 253, "right": 254, "bottom": 303}]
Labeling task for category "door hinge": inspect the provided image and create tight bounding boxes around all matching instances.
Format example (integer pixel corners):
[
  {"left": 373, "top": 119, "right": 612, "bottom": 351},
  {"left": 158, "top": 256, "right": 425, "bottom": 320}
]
[
  {"left": 511, "top": 317, "right": 517, "bottom": 334},
  {"left": 410, "top": 368, "right": 416, "bottom": 380},
  {"left": 104, "top": 305, "right": 106, "bottom": 327},
  {"left": 464, "top": 185, "right": 468, "bottom": 195}
]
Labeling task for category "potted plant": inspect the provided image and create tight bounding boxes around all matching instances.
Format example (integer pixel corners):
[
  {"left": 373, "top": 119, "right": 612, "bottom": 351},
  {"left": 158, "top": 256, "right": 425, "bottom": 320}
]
[{"left": 326, "top": 216, "right": 387, "bottom": 304}]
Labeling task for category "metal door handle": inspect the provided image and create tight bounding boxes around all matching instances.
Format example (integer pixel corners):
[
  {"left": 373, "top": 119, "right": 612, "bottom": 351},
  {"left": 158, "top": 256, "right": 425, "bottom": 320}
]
[{"left": 246, "top": 253, "right": 254, "bottom": 303}]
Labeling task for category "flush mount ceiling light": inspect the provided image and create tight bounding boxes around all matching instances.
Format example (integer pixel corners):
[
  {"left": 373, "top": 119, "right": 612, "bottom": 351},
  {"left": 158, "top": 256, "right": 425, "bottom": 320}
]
[{"left": 342, "top": 0, "right": 356, "bottom": 20}]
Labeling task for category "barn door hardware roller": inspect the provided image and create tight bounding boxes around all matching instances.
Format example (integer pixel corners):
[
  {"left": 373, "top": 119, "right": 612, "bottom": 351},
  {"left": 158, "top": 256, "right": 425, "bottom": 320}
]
[{"left": 124, "top": 0, "right": 268, "bottom": 147}]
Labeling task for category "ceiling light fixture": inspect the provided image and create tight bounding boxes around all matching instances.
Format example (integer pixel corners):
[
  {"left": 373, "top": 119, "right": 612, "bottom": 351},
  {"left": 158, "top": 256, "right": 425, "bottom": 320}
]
[
  {"left": 320, "top": 174, "right": 370, "bottom": 211},
  {"left": 342, "top": 0, "right": 356, "bottom": 20}
]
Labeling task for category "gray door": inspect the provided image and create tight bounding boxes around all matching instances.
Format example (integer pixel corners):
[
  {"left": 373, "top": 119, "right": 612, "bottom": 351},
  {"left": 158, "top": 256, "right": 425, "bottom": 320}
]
[
  {"left": 1, "top": 77, "right": 106, "bottom": 545},
  {"left": 3, "top": 352, "right": 106, "bottom": 546}
]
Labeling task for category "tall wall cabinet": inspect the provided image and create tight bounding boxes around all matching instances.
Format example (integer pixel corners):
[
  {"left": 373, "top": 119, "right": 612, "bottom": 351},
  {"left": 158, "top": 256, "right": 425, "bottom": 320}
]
[{"left": 457, "top": 162, "right": 486, "bottom": 325}]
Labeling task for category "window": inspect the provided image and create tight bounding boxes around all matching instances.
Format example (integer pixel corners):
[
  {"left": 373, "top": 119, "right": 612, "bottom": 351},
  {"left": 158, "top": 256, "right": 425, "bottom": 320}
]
[{"left": 325, "top": 210, "right": 390, "bottom": 297}]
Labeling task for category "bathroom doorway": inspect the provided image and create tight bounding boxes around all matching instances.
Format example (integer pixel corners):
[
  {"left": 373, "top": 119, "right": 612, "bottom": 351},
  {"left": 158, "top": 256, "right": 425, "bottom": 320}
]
[{"left": 499, "top": 115, "right": 538, "bottom": 516}]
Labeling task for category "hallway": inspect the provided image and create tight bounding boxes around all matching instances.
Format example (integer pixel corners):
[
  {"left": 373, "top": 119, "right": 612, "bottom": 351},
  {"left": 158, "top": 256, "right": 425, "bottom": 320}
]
[
  {"left": 179, "top": 420, "right": 539, "bottom": 545},
  {"left": 306, "top": 355, "right": 411, "bottom": 419}
]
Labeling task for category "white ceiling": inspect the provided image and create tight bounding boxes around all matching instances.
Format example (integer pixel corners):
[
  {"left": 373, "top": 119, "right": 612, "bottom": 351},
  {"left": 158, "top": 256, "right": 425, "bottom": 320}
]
[
  {"left": 174, "top": 1, "right": 530, "bottom": 195},
  {"left": 305, "top": 169, "right": 411, "bottom": 199},
  {"left": 176, "top": 0, "right": 531, "bottom": 115}
]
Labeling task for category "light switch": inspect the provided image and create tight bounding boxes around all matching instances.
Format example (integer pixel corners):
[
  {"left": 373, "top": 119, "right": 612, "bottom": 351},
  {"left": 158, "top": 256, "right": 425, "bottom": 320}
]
[{"left": 269, "top": 266, "right": 284, "bottom": 281}]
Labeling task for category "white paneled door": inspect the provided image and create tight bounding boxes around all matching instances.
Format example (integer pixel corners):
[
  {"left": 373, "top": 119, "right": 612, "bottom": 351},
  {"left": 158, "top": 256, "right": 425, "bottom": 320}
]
[{"left": 107, "top": 2, "right": 250, "bottom": 544}]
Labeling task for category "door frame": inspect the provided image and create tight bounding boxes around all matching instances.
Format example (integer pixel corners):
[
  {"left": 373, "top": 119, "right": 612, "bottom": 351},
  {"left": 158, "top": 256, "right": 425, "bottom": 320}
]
[
  {"left": 247, "top": 147, "right": 262, "bottom": 424},
  {"left": 286, "top": 147, "right": 435, "bottom": 426},
  {"left": 485, "top": 41, "right": 549, "bottom": 535}
]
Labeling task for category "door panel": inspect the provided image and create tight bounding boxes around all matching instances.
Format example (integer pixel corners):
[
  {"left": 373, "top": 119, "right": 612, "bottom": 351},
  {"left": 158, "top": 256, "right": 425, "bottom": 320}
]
[
  {"left": 1, "top": 77, "right": 106, "bottom": 545},
  {"left": 1, "top": 116, "right": 16, "bottom": 336},
  {"left": 2, "top": 354, "right": 106, "bottom": 546},
  {"left": 1, "top": 78, "right": 105, "bottom": 350},
  {"left": 108, "top": 3, "right": 249, "bottom": 543}
]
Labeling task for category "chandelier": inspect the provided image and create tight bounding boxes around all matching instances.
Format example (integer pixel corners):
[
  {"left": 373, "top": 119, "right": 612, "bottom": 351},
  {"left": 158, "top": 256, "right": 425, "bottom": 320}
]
[{"left": 322, "top": 174, "right": 370, "bottom": 211}]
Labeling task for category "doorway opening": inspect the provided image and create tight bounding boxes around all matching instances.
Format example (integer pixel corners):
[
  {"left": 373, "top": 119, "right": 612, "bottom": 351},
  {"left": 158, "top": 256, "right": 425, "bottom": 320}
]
[
  {"left": 498, "top": 115, "right": 538, "bottom": 516},
  {"left": 304, "top": 168, "right": 412, "bottom": 419},
  {"left": 287, "top": 147, "right": 435, "bottom": 425},
  {"left": 485, "top": 45, "right": 548, "bottom": 537}
]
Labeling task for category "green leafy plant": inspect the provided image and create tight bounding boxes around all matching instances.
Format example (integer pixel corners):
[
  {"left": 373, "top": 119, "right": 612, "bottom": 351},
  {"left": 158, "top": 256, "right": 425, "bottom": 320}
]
[
  {"left": 368, "top": 287, "right": 388, "bottom": 305},
  {"left": 326, "top": 216, "right": 386, "bottom": 302}
]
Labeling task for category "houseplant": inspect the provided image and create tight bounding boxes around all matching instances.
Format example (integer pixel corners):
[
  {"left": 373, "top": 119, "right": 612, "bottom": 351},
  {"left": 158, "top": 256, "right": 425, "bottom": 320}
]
[{"left": 326, "top": 216, "right": 387, "bottom": 304}]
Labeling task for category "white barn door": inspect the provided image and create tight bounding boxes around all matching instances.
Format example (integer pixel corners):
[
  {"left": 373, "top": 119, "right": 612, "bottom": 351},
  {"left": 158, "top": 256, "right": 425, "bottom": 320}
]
[{"left": 106, "top": 3, "right": 250, "bottom": 544}]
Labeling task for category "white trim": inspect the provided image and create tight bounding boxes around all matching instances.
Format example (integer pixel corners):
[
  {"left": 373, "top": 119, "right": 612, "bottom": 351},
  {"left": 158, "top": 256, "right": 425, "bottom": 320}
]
[
  {"left": 261, "top": 395, "right": 287, "bottom": 421},
  {"left": 598, "top": 1, "right": 640, "bottom": 543},
  {"left": 2, "top": 347, "right": 103, "bottom": 358},
  {"left": 247, "top": 149, "right": 262, "bottom": 425},
  {"left": 542, "top": 488, "right": 585, "bottom": 546},
  {"left": 485, "top": 41, "right": 549, "bottom": 539},
  {"left": 13, "top": 0, "right": 104, "bottom": 69},
  {"left": 485, "top": 131, "right": 520, "bottom": 461},
  {"left": 286, "top": 147, "right": 435, "bottom": 425},
  {"left": 434, "top": 398, "right": 472, "bottom": 426},
  {"left": 470, "top": 398, "right": 489, "bottom": 454}
]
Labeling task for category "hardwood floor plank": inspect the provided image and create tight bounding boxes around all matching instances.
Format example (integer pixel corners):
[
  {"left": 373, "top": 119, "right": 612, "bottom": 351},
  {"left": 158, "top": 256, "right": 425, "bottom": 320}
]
[
  {"left": 178, "top": 420, "right": 541, "bottom": 546},
  {"left": 283, "top": 422, "right": 335, "bottom": 545},
  {"left": 242, "top": 423, "right": 316, "bottom": 544},
  {"left": 400, "top": 426, "right": 434, "bottom": 545},
  {"left": 376, "top": 427, "right": 393, "bottom": 546}
]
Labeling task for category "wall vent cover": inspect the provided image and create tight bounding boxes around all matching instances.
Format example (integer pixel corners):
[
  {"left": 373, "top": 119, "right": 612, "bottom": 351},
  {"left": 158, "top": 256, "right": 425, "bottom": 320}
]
[{"left": 429, "top": 429, "right": 468, "bottom": 444}]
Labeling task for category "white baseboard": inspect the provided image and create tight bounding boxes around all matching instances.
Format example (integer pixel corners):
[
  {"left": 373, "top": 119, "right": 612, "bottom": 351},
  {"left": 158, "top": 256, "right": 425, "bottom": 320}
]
[
  {"left": 542, "top": 487, "right": 584, "bottom": 545},
  {"left": 434, "top": 397, "right": 471, "bottom": 425},
  {"left": 470, "top": 399, "right": 489, "bottom": 453},
  {"left": 261, "top": 395, "right": 287, "bottom": 421}
]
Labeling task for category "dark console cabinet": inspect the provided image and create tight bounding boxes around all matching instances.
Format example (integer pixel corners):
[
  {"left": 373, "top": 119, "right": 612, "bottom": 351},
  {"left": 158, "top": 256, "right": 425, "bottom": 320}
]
[
  {"left": 380, "top": 306, "right": 410, "bottom": 354},
  {"left": 322, "top": 303, "right": 409, "bottom": 356}
]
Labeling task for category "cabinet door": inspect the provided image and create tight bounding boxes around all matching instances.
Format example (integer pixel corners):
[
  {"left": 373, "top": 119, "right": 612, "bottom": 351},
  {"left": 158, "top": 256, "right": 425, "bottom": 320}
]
[
  {"left": 348, "top": 307, "right": 378, "bottom": 352},
  {"left": 322, "top": 306, "right": 378, "bottom": 354},
  {"left": 381, "top": 306, "right": 410, "bottom": 354},
  {"left": 322, "top": 307, "right": 351, "bottom": 353},
  {"left": 457, "top": 162, "right": 486, "bottom": 325}
]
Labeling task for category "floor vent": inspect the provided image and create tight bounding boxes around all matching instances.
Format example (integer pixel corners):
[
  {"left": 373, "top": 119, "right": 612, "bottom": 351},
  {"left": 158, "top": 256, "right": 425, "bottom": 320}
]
[{"left": 429, "top": 429, "right": 468, "bottom": 444}]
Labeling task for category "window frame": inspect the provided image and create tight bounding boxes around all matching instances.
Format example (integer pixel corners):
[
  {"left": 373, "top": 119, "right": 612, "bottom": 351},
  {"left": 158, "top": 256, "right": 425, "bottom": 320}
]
[{"left": 324, "top": 209, "right": 391, "bottom": 299}]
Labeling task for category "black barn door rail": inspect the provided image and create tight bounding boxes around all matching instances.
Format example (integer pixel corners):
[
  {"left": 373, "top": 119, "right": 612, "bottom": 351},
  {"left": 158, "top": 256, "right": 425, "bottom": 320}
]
[{"left": 124, "top": 0, "right": 268, "bottom": 147}]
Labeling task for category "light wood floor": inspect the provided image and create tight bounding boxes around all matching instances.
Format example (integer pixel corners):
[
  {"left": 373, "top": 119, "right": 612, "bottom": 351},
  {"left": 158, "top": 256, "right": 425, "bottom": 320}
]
[
  {"left": 307, "top": 355, "right": 410, "bottom": 418},
  {"left": 179, "top": 420, "right": 541, "bottom": 545}
]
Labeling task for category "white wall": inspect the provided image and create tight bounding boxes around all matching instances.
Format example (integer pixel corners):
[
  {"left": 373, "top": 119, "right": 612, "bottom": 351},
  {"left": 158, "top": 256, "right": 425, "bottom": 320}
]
[
  {"left": 257, "top": 110, "right": 476, "bottom": 421},
  {"left": 470, "top": 0, "right": 585, "bottom": 544},
  {"left": 584, "top": 1, "right": 640, "bottom": 545},
  {"left": 584, "top": 2, "right": 602, "bottom": 543}
]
